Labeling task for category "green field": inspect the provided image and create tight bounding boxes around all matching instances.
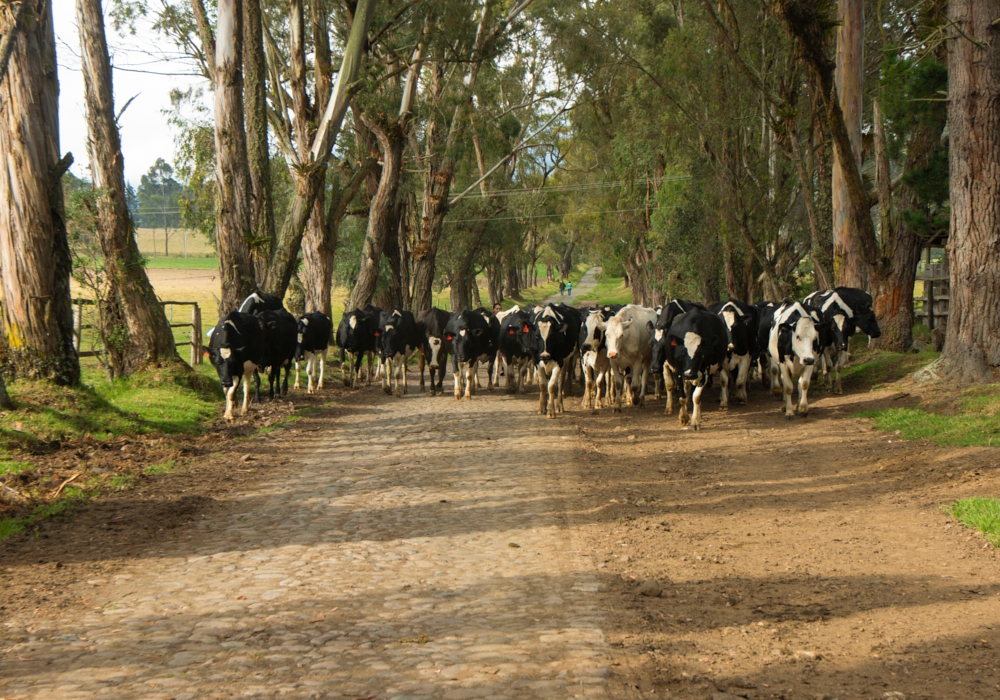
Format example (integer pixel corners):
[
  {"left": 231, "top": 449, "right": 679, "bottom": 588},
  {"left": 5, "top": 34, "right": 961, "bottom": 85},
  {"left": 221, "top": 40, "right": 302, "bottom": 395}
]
[{"left": 144, "top": 257, "right": 219, "bottom": 269}]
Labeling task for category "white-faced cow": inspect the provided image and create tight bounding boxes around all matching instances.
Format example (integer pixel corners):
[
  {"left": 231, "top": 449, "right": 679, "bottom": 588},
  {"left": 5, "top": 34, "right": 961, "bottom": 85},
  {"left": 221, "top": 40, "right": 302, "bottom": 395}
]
[
  {"left": 256, "top": 309, "right": 298, "bottom": 399},
  {"left": 446, "top": 309, "right": 495, "bottom": 400},
  {"left": 527, "top": 304, "right": 582, "bottom": 418},
  {"left": 207, "top": 312, "right": 265, "bottom": 421},
  {"left": 497, "top": 307, "right": 533, "bottom": 394},
  {"left": 604, "top": 304, "right": 657, "bottom": 412},
  {"left": 667, "top": 308, "right": 730, "bottom": 430},
  {"left": 377, "top": 308, "right": 422, "bottom": 398},
  {"left": 293, "top": 312, "right": 333, "bottom": 393},
  {"left": 713, "top": 299, "right": 756, "bottom": 405},
  {"left": 416, "top": 307, "right": 452, "bottom": 396},
  {"left": 803, "top": 287, "right": 881, "bottom": 394},
  {"left": 579, "top": 307, "right": 615, "bottom": 409},
  {"left": 336, "top": 304, "right": 381, "bottom": 388},
  {"left": 768, "top": 301, "right": 820, "bottom": 419}
]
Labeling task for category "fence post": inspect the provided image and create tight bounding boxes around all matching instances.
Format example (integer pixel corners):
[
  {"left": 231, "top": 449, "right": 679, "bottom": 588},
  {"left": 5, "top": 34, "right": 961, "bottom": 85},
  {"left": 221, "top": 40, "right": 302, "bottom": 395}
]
[
  {"left": 192, "top": 304, "right": 202, "bottom": 364},
  {"left": 927, "top": 279, "right": 935, "bottom": 331},
  {"left": 73, "top": 302, "right": 82, "bottom": 351}
]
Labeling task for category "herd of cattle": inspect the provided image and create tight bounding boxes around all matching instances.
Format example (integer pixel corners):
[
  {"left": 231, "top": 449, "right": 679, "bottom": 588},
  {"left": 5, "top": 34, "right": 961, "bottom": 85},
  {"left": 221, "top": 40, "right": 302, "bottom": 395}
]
[{"left": 205, "top": 286, "right": 881, "bottom": 429}]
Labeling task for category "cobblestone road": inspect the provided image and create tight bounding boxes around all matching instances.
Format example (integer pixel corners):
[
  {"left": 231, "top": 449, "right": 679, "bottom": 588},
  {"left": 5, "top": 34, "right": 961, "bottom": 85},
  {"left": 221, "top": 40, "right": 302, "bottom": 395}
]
[{"left": 1, "top": 387, "right": 619, "bottom": 699}]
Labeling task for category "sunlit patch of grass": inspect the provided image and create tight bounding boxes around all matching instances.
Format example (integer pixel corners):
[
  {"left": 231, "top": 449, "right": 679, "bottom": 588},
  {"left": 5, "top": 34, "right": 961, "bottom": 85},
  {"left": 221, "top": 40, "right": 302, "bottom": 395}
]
[
  {"left": 0, "top": 486, "right": 89, "bottom": 540},
  {"left": 108, "top": 474, "right": 135, "bottom": 491},
  {"left": 946, "top": 498, "right": 1000, "bottom": 546},
  {"left": 858, "top": 384, "right": 1000, "bottom": 447},
  {"left": 576, "top": 276, "right": 633, "bottom": 306},
  {"left": 144, "top": 460, "right": 175, "bottom": 476},
  {"left": 0, "top": 455, "right": 34, "bottom": 477},
  {"left": 840, "top": 350, "right": 939, "bottom": 390}
]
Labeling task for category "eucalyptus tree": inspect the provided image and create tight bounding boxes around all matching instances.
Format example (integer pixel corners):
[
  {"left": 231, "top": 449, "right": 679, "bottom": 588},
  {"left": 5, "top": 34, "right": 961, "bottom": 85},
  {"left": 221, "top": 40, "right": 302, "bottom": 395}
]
[
  {"left": 77, "top": 0, "right": 181, "bottom": 377},
  {"left": 0, "top": 0, "right": 79, "bottom": 385}
]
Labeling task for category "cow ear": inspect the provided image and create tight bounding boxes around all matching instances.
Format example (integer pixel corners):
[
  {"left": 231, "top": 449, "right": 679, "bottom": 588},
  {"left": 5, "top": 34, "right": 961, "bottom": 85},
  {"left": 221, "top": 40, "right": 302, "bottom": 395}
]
[
  {"left": 646, "top": 320, "right": 654, "bottom": 331},
  {"left": 560, "top": 323, "right": 568, "bottom": 333},
  {"left": 472, "top": 328, "right": 484, "bottom": 337}
]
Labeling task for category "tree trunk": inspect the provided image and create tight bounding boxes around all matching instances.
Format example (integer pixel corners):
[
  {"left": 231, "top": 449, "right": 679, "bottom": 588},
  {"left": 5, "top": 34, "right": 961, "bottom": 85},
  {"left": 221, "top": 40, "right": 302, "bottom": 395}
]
[
  {"left": 832, "top": 0, "right": 866, "bottom": 288},
  {"left": 348, "top": 123, "right": 404, "bottom": 310},
  {"left": 243, "top": 0, "right": 274, "bottom": 283},
  {"left": 0, "top": 0, "right": 79, "bottom": 384},
  {"left": 213, "top": 0, "right": 256, "bottom": 313},
  {"left": 77, "top": 0, "right": 180, "bottom": 377},
  {"left": 941, "top": 0, "right": 1000, "bottom": 382},
  {"left": 559, "top": 240, "right": 575, "bottom": 279}
]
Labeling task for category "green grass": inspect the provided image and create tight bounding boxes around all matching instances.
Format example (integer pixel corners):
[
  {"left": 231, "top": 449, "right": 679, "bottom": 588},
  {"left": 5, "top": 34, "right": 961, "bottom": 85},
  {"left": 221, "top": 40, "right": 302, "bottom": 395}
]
[
  {"left": 0, "top": 486, "right": 88, "bottom": 539},
  {"left": 143, "top": 257, "right": 219, "bottom": 269},
  {"left": 1, "top": 363, "right": 222, "bottom": 451},
  {"left": 840, "top": 350, "right": 940, "bottom": 389},
  {"left": 108, "top": 474, "right": 135, "bottom": 491},
  {"left": 859, "top": 383, "right": 1000, "bottom": 448},
  {"left": 576, "top": 276, "right": 633, "bottom": 306},
  {"left": 144, "top": 460, "right": 175, "bottom": 475},
  {"left": 0, "top": 457, "right": 34, "bottom": 477},
  {"left": 946, "top": 498, "right": 1000, "bottom": 546}
]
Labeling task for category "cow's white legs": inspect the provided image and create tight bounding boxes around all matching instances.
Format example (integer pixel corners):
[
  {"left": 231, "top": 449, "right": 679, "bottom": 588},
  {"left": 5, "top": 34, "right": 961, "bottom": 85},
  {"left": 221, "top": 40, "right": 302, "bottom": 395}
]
[
  {"left": 611, "top": 363, "right": 625, "bottom": 413},
  {"left": 453, "top": 364, "right": 463, "bottom": 400},
  {"left": 636, "top": 364, "right": 648, "bottom": 407},
  {"left": 293, "top": 360, "right": 301, "bottom": 389},
  {"left": 582, "top": 360, "right": 595, "bottom": 409},
  {"left": 735, "top": 354, "right": 750, "bottom": 403},
  {"left": 224, "top": 382, "right": 238, "bottom": 421},
  {"left": 663, "top": 366, "right": 676, "bottom": 415},
  {"left": 241, "top": 376, "right": 252, "bottom": 415},
  {"left": 779, "top": 364, "right": 796, "bottom": 419},
  {"left": 718, "top": 368, "right": 730, "bottom": 410},
  {"left": 679, "top": 380, "right": 692, "bottom": 426},
  {"left": 691, "top": 381, "right": 706, "bottom": 430},
  {"left": 546, "top": 363, "right": 561, "bottom": 418},
  {"left": 769, "top": 356, "right": 783, "bottom": 398},
  {"left": 317, "top": 350, "right": 326, "bottom": 390},
  {"left": 797, "top": 364, "right": 814, "bottom": 415}
]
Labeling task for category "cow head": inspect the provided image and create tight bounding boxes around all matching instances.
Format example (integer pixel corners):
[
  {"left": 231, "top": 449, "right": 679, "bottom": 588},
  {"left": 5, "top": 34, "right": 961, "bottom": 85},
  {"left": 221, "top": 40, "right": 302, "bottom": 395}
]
[
  {"left": 828, "top": 311, "right": 855, "bottom": 351},
  {"left": 781, "top": 315, "right": 819, "bottom": 365},
  {"left": 648, "top": 322, "right": 674, "bottom": 375},
  {"left": 580, "top": 310, "right": 607, "bottom": 353},
  {"left": 294, "top": 316, "right": 310, "bottom": 361},
  {"left": 854, "top": 307, "right": 881, "bottom": 338},
  {"left": 209, "top": 316, "right": 249, "bottom": 388},
  {"left": 535, "top": 306, "right": 569, "bottom": 361},
  {"left": 447, "top": 312, "right": 484, "bottom": 363},
  {"left": 604, "top": 316, "right": 632, "bottom": 359}
]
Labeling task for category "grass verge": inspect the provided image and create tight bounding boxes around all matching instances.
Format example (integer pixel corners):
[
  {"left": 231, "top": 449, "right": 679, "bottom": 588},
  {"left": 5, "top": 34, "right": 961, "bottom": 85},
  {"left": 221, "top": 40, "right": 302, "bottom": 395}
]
[
  {"left": 576, "top": 276, "right": 633, "bottom": 306},
  {"left": 0, "top": 486, "right": 89, "bottom": 539},
  {"left": 945, "top": 498, "right": 1000, "bottom": 546},
  {"left": 840, "top": 350, "right": 939, "bottom": 390}
]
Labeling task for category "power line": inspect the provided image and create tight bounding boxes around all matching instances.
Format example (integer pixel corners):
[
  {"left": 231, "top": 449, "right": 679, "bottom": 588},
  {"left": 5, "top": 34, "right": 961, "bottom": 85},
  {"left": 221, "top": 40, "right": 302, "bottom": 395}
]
[{"left": 443, "top": 206, "right": 660, "bottom": 225}]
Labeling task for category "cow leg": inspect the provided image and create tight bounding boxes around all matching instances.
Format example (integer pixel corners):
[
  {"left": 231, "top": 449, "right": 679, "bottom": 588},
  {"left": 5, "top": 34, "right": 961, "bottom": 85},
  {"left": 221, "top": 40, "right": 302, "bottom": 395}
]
[
  {"left": 466, "top": 362, "right": 477, "bottom": 400},
  {"left": 243, "top": 376, "right": 253, "bottom": 416},
  {"left": 224, "top": 383, "right": 237, "bottom": 421},
  {"left": 678, "top": 379, "right": 692, "bottom": 426},
  {"left": 780, "top": 364, "right": 796, "bottom": 419},
  {"left": 769, "top": 357, "right": 783, "bottom": 398},
  {"left": 834, "top": 350, "right": 847, "bottom": 395},
  {"left": 663, "top": 368, "right": 676, "bottom": 415},
  {"left": 636, "top": 365, "right": 648, "bottom": 407},
  {"left": 294, "top": 360, "right": 301, "bottom": 389},
  {"left": 691, "top": 379, "right": 707, "bottom": 430},
  {"left": 718, "top": 368, "right": 729, "bottom": 410},
  {"left": 537, "top": 363, "right": 548, "bottom": 415},
  {"left": 342, "top": 351, "right": 351, "bottom": 386},
  {"left": 610, "top": 363, "right": 624, "bottom": 413},
  {"left": 283, "top": 364, "right": 291, "bottom": 396},
  {"left": 797, "top": 364, "right": 814, "bottom": 415},
  {"left": 546, "top": 364, "right": 561, "bottom": 418},
  {"left": 736, "top": 354, "right": 750, "bottom": 404},
  {"left": 418, "top": 351, "right": 426, "bottom": 393},
  {"left": 454, "top": 362, "right": 463, "bottom": 400},
  {"left": 581, "top": 363, "right": 593, "bottom": 409},
  {"left": 317, "top": 349, "right": 326, "bottom": 390}
]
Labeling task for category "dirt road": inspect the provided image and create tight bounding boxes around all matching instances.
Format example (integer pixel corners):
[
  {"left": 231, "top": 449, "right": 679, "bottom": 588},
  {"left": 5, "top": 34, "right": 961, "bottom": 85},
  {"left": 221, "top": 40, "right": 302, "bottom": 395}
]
[
  {"left": 544, "top": 267, "right": 601, "bottom": 305},
  {"left": 2, "top": 370, "right": 999, "bottom": 700}
]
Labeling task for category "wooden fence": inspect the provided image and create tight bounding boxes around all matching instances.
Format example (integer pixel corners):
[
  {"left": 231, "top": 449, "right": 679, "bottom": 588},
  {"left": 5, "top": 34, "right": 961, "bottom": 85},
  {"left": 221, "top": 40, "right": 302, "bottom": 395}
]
[
  {"left": 913, "top": 258, "right": 949, "bottom": 331},
  {"left": 72, "top": 299, "right": 203, "bottom": 366}
]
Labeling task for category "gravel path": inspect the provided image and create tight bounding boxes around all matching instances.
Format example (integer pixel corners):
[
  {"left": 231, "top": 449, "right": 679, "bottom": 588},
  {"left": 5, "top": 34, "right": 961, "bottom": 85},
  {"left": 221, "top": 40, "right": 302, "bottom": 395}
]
[
  {"left": 1, "top": 386, "right": 621, "bottom": 699},
  {"left": 543, "top": 267, "right": 601, "bottom": 306}
]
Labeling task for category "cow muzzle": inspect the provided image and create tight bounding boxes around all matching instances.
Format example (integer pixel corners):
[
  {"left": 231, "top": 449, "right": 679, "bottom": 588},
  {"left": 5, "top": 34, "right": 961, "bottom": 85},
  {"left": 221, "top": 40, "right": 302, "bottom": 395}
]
[
  {"left": 803, "top": 357, "right": 815, "bottom": 366},
  {"left": 540, "top": 352, "right": 551, "bottom": 360},
  {"left": 607, "top": 351, "right": 617, "bottom": 359}
]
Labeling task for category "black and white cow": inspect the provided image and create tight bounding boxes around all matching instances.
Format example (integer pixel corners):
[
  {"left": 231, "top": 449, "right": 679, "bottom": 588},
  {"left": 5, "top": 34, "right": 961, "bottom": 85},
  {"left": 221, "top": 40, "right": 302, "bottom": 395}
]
[
  {"left": 579, "top": 307, "right": 615, "bottom": 409},
  {"left": 527, "top": 303, "right": 582, "bottom": 418},
  {"left": 666, "top": 308, "right": 730, "bottom": 430},
  {"left": 756, "top": 301, "right": 780, "bottom": 393},
  {"left": 768, "top": 301, "right": 820, "bottom": 419},
  {"left": 207, "top": 312, "right": 265, "bottom": 421},
  {"left": 497, "top": 307, "right": 533, "bottom": 394},
  {"left": 257, "top": 308, "right": 298, "bottom": 399},
  {"left": 648, "top": 300, "right": 704, "bottom": 415},
  {"left": 377, "top": 308, "right": 422, "bottom": 398},
  {"left": 416, "top": 307, "right": 452, "bottom": 396},
  {"left": 604, "top": 304, "right": 657, "bottom": 411},
  {"left": 715, "top": 299, "right": 757, "bottom": 405},
  {"left": 293, "top": 312, "right": 332, "bottom": 393},
  {"left": 446, "top": 309, "right": 495, "bottom": 400},
  {"left": 238, "top": 289, "right": 284, "bottom": 314},
  {"left": 803, "top": 287, "right": 881, "bottom": 394},
  {"left": 336, "top": 304, "right": 381, "bottom": 388}
]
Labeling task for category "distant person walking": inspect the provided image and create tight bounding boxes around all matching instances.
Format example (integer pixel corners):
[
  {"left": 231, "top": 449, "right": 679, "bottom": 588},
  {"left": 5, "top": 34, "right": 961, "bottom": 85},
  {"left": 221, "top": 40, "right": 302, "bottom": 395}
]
[
  {"left": 566, "top": 282, "right": 573, "bottom": 297},
  {"left": 559, "top": 281, "right": 566, "bottom": 296}
]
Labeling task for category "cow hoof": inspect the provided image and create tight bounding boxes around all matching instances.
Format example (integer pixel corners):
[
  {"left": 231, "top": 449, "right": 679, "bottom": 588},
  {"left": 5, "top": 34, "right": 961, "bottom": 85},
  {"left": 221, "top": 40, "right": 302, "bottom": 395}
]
[
  {"left": 693, "top": 423, "right": 702, "bottom": 431},
  {"left": 834, "top": 388, "right": 843, "bottom": 395},
  {"left": 785, "top": 414, "right": 795, "bottom": 421},
  {"left": 719, "top": 405, "right": 728, "bottom": 412}
]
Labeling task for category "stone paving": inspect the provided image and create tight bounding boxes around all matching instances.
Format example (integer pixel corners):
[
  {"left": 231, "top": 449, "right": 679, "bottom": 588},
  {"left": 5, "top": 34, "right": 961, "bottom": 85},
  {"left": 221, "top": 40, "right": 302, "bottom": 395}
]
[{"left": 1, "top": 386, "right": 620, "bottom": 699}]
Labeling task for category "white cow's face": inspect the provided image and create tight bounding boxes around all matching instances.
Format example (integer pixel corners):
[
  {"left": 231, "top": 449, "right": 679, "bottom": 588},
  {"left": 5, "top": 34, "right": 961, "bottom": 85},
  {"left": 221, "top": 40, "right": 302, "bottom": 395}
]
[
  {"left": 791, "top": 316, "right": 818, "bottom": 365},
  {"left": 605, "top": 317, "right": 626, "bottom": 357},
  {"left": 348, "top": 315, "right": 357, "bottom": 329}
]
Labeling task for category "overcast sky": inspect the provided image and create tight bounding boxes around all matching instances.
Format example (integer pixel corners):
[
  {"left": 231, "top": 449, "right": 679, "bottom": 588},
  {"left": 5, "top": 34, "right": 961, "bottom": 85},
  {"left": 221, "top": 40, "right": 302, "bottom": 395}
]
[{"left": 54, "top": 6, "right": 211, "bottom": 185}]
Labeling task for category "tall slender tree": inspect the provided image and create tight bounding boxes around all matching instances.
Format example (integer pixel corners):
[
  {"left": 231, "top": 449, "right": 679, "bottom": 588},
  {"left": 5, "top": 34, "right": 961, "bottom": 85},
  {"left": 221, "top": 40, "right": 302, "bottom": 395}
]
[
  {"left": 76, "top": 0, "right": 180, "bottom": 377},
  {"left": 0, "top": 0, "right": 79, "bottom": 384},
  {"left": 941, "top": 0, "right": 1000, "bottom": 382}
]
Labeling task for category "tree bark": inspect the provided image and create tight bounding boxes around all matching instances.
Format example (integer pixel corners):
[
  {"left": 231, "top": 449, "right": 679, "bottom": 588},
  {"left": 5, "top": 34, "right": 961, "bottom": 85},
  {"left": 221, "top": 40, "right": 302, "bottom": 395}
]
[
  {"left": 832, "top": 0, "right": 866, "bottom": 288},
  {"left": 77, "top": 0, "right": 180, "bottom": 377},
  {"left": 243, "top": 0, "right": 274, "bottom": 283},
  {"left": 941, "top": 0, "right": 1000, "bottom": 382},
  {"left": 0, "top": 0, "right": 79, "bottom": 384},
  {"left": 213, "top": 0, "right": 256, "bottom": 313},
  {"left": 347, "top": 122, "right": 404, "bottom": 310}
]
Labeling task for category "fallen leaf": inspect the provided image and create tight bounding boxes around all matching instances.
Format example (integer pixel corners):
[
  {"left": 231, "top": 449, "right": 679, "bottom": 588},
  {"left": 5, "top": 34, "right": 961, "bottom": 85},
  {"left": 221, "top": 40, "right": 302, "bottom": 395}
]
[
  {"left": 236, "top": 595, "right": 246, "bottom": 600},
  {"left": 508, "top": 542, "right": 520, "bottom": 548}
]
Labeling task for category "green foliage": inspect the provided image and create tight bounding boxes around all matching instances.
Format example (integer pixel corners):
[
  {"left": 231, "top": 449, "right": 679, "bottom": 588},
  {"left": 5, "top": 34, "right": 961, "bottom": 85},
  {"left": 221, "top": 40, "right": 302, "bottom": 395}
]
[
  {"left": 841, "top": 350, "right": 939, "bottom": 389},
  {"left": 145, "top": 460, "right": 176, "bottom": 475},
  {"left": 136, "top": 158, "right": 183, "bottom": 229},
  {"left": 168, "top": 88, "right": 217, "bottom": 247},
  {"left": 859, "top": 384, "right": 1000, "bottom": 448},
  {"left": 0, "top": 487, "right": 88, "bottom": 541},
  {"left": 946, "top": 499, "right": 1000, "bottom": 547}
]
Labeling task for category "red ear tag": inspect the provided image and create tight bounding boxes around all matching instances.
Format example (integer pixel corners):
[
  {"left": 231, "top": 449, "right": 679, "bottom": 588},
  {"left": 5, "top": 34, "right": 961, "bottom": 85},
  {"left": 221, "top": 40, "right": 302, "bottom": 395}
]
[
  {"left": 523, "top": 325, "right": 530, "bottom": 333},
  {"left": 508, "top": 328, "right": 516, "bottom": 335},
  {"left": 670, "top": 338, "right": 679, "bottom": 346},
  {"left": 445, "top": 333, "right": 453, "bottom": 341}
]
